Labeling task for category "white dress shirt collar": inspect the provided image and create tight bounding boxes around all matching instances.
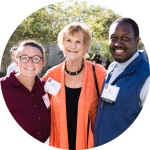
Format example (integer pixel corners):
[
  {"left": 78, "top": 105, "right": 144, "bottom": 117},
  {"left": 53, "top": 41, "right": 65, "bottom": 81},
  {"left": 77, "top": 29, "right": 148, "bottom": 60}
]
[
  {"left": 108, "top": 50, "right": 140, "bottom": 84},
  {"left": 116, "top": 50, "right": 139, "bottom": 69}
]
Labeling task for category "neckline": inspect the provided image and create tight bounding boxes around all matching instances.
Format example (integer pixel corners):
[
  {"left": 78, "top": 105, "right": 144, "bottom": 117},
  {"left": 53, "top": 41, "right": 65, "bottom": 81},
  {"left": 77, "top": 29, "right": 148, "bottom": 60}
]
[
  {"left": 65, "top": 61, "right": 84, "bottom": 75},
  {"left": 65, "top": 85, "right": 82, "bottom": 89}
]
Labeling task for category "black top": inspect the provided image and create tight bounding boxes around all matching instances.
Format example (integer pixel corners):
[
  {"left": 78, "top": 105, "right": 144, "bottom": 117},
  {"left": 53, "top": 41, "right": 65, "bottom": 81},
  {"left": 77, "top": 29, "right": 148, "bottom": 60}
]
[{"left": 65, "top": 86, "right": 81, "bottom": 150}]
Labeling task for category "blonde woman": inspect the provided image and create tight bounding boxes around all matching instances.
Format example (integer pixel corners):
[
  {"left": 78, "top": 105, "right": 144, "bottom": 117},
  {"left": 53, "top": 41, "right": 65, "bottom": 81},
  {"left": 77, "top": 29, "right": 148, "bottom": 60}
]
[{"left": 43, "top": 22, "right": 106, "bottom": 149}]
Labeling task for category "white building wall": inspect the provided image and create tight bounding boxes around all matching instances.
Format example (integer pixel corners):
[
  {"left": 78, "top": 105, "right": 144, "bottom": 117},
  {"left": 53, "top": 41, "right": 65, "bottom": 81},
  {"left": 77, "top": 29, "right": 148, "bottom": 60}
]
[
  {"left": 48, "top": 43, "right": 66, "bottom": 67},
  {"left": 46, "top": 43, "right": 109, "bottom": 68}
]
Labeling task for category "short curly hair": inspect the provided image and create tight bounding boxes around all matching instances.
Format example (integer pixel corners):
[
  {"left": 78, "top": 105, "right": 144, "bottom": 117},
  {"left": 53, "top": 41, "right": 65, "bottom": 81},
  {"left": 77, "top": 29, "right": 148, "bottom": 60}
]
[
  {"left": 57, "top": 22, "right": 92, "bottom": 58},
  {"left": 109, "top": 17, "right": 139, "bottom": 39}
]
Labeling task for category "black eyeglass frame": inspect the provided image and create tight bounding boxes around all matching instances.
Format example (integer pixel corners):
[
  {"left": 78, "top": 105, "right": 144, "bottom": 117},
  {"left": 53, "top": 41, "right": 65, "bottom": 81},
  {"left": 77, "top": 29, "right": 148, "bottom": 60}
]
[{"left": 19, "top": 55, "right": 43, "bottom": 64}]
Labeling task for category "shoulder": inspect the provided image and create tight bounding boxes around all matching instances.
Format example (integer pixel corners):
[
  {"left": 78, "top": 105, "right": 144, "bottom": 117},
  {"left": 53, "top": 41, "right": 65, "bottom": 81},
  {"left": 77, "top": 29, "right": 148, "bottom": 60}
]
[
  {"left": 86, "top": 60, "right": 107, "bottom": 75},
  {"left": 0, "top": 76, "right": 9, "bottom": 83},
  {"left": 138, "top": 50, "right": 149, "bottom": 67},
  {"left": 42, "top": 62, "right": 64, "bottom": 82},
  {"left": 95, "top": 63, "right": 107, "bottom": 74},
  {"left": 142, "top": 59, "right": 149, "bottom": 70},
  {"left": 6, "top": 64, "right": 12, "bottom": 74},
  {"left": 85, "top": 60, "right": 95, "bottom": 67},
  {"left": 139, "top": 59, "right": 150, "bottom": 77},
  {"left": 85, "top": 60, "right": 107, "bottom": 79},
  {"left": 0, "top": 76, "right": 9, "bottom": 90},
  {"left": 7, "top": 63, "right": 18, "bottom": 75}
]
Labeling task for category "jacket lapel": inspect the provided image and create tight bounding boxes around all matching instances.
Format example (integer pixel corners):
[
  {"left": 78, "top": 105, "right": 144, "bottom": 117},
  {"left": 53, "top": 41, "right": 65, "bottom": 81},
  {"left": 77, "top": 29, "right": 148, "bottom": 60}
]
[
  {"left": 59, "top": 61, "right": 69, "bottom": 149},
  {"left": 76, "top": 59, "right": 87, "bottom": 149}
]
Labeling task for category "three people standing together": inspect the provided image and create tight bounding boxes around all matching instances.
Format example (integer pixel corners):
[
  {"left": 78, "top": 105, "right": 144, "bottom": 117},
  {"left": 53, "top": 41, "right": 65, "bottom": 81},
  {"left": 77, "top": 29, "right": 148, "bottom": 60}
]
[{"left": 1, "top": 17, "right": 150, "bottom": 150}]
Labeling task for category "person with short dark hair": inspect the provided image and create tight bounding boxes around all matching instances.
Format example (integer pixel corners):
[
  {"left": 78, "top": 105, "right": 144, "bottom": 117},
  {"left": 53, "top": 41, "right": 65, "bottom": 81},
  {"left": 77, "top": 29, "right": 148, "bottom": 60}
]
[
  {"left": 109, "top": 17, "right": 140, "bottom": 39},
  {"left": 1, "top": 40, "right": 51, "bottom": 143},
  {"left": 91, "top": 53, "right": 106, "bottom": 67},
  {"left": 91, "top": 54, "right": 102, "bottom": 64},
  {"left": 94, "top": 17, "right": 150, "bottom": 146}
]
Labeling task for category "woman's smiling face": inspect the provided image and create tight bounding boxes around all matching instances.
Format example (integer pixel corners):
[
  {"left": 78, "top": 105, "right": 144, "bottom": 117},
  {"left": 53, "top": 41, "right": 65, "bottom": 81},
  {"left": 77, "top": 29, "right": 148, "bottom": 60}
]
[
  {"left": 63, "top": 31, "right": 85, "bottom": 61},
  {"left": 15, "top": 45, "right": 44, "bottom": 78}
]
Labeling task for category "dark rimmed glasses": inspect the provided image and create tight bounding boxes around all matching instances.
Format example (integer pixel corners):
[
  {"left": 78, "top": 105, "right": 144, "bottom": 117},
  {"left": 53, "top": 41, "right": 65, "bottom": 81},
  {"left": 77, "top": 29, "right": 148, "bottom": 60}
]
[{"left": 19, "top": 55, "right": 43, "bottom": 64}]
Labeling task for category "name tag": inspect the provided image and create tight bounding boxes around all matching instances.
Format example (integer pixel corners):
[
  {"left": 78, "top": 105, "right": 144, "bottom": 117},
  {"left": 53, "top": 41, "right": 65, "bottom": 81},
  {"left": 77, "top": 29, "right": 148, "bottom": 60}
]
[
  {"left": 44, "top": 77, "right": 61, "bottom": 96},
  {"left": 101, "top": 84, "right": 120, "bottom": 103},
  {"left": 42, "top": 93, "right": 51, "bottom": 109}
]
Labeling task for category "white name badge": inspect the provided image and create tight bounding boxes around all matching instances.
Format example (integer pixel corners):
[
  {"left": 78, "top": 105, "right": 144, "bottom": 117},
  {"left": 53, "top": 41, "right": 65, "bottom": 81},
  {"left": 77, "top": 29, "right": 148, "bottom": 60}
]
[
  {"left": 42, "top": 93, "right": 51, "bottom": 109},
  {"left": 44, "top": 77, "right": 61, "bottom": 96},
  {"left": 101, "top": 84, "right": 120, "bottom": 103}
]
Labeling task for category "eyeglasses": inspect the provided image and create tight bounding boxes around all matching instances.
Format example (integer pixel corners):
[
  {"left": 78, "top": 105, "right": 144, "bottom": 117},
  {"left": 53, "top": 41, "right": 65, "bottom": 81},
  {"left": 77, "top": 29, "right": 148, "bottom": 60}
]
[{"left": 19, "top": 55, "right": 43, "bottom": 64}]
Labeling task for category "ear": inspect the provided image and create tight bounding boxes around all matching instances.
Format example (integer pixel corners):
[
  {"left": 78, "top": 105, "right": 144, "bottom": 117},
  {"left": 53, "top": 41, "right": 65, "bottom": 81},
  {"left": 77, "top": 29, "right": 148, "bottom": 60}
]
[
  {"left": 136, "top": 37, "right": 140, "bottom": 47},
  {"left": 15, "top": 59, "right": 19, "bottom": 67}
]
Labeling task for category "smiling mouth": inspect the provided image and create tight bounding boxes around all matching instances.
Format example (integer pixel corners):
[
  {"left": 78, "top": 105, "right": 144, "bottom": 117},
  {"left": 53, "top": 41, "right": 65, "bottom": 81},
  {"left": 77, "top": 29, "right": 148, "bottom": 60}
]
[
  {"left": 114, "top": 50, "right": 124, "bottom": 55},
  {"left": 113, "top": 47, "right": 125, "bottom": 54},
  {"left": 68, "top": 50, "right": 78, "bottom": 53},
  {"left": 115, "top": 49, "right": 124, "bottom": 52},
  {"left": 25, "top": 68, "right": 35, "bottom": 71}
]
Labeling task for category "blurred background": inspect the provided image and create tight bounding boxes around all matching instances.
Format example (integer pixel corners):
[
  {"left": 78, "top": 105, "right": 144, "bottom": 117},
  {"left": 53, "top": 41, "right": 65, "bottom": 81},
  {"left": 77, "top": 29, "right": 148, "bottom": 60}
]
[{"left": 0, "top": 0, "right": 147, "bottom": 77}]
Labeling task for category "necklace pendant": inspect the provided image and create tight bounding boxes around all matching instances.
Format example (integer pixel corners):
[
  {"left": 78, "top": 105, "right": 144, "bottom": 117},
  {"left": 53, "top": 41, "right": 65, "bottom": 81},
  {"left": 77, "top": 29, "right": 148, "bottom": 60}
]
[{"left": 76, "top": 72, "right": 77, "bottom": 75}]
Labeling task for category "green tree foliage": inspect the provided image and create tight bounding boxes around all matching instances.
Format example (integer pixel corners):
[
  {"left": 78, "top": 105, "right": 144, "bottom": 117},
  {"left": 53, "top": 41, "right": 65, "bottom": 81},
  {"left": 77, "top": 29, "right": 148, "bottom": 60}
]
[
  {"left": 88, "top": 7, "right": 121, "bottom": 41},
  {"left": 1, "top": 0, "right": 122, "bottom": 74},
  {"left": 2, "top": 5, "right": 59, "bottom": 72}
]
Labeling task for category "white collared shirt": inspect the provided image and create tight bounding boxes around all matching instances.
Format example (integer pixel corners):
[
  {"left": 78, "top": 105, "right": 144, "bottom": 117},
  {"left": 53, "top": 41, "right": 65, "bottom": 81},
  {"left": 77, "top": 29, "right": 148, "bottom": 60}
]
[
  {"left": 107, "top": 50, "right": 150, "bottom": 107},
  {"left": 6, "top": 62, "right": 18, "bottom": 76}
]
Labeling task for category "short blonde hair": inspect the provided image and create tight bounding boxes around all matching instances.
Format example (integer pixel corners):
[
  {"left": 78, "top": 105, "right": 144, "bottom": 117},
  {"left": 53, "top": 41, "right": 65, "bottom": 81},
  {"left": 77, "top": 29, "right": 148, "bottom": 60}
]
[
  {"left": 15, "top": 40, "right": 45, "bottom": 59},
  {"left": 57, "top": 22, "right": 92, "bottom": 59}
]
